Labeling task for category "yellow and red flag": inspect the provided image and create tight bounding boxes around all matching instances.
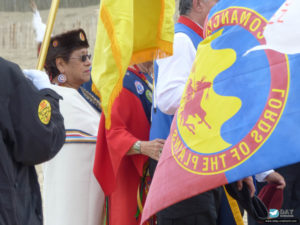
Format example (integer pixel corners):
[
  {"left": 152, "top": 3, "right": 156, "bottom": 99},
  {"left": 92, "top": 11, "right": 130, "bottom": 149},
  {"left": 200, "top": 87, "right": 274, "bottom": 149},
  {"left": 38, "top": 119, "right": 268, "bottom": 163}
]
[{"left": 91, "top": 0, "right": 175, "bottom": 129}]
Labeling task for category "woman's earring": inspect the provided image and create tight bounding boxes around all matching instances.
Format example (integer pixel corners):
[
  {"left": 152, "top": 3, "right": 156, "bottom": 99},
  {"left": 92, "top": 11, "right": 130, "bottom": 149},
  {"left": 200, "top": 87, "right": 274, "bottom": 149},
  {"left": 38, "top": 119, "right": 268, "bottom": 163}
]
[{"left": 57, "top": 74, "right": 67, "bottom": 84}]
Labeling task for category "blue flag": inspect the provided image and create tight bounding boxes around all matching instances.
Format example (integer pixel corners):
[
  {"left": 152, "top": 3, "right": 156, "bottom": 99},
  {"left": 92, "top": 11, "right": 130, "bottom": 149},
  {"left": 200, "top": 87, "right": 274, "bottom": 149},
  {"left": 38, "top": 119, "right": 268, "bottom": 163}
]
[
  {"left": 203, "top": 0, "right": 300, "bottom": 183},
  {"left": 142, "top": 0, "right": 300, "bottom": 222}
]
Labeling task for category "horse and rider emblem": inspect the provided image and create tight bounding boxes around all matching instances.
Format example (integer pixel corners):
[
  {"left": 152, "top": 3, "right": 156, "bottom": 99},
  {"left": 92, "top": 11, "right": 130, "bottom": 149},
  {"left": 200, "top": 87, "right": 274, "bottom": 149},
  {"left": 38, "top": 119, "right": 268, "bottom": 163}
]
[
  {"left": 178, "top": 77, "right": 212, "bottom": 135},
  {"left": 175, "top": 31, "right": 241, "bottom": 157}
]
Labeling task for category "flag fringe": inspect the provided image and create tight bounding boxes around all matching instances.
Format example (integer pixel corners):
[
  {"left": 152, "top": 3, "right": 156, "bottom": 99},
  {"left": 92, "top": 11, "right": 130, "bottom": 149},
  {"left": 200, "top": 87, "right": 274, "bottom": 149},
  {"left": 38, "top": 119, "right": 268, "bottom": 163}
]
[
  {"left": 130, "top": 42, "right": 173, "bottom": 65},
  {"left": 91, "top": 83, "right": 101, "bottom": 99},
  {"left": 130, "top": 0, "right": 173, "bottom": 65},
  {"left": 100, "top": 4, "right": 129, "bottom": 129}
]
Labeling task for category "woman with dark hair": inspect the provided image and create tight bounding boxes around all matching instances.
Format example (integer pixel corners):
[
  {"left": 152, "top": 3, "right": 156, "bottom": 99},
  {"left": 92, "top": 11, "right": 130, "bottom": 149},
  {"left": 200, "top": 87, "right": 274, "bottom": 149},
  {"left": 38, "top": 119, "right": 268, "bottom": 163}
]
[{"left": 42, "top": 29, "right": 104, "bottom": 225}]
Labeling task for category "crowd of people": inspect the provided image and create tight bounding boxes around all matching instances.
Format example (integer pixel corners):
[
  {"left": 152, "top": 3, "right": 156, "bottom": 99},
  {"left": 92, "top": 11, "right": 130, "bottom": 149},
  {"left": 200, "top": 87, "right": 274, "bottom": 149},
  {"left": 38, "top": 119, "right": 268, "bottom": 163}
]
[{"left": 0, "top": 0, "right": 299, "bottom": 225}]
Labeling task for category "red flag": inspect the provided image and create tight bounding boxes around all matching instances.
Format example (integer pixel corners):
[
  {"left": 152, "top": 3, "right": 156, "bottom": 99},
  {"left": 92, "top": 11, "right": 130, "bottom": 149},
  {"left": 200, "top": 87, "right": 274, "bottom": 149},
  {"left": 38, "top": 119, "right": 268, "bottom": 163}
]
[{"left": 141, "top": 111, "right": 228, "bottom": 223}]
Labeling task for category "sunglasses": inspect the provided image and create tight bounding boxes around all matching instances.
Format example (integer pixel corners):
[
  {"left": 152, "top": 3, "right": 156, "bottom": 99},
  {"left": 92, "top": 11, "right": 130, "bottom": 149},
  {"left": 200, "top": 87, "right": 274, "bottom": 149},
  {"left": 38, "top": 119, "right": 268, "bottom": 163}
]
[{"left": 70, "top": 54, "right": 92, "bottom": 62}]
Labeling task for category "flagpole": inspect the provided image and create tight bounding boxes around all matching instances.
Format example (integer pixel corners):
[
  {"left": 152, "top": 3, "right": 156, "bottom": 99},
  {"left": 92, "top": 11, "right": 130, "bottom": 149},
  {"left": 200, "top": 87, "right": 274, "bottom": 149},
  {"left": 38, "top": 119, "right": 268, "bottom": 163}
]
[{"left": 36, "top": 0, "right": 60, "bottom": 70}]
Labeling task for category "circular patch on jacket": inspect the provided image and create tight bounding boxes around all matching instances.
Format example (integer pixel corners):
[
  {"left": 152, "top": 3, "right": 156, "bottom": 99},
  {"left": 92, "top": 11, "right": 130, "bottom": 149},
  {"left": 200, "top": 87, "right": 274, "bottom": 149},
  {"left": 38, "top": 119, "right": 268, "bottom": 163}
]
[
  {"left": 146, "top": 89, "right": 152, "bottom": 103},
  {"left": 135, "top": 81, "right": 144, "bottom": 95},
  {"left": 38, "top": 100, "right": 51, "bottom": 125}
]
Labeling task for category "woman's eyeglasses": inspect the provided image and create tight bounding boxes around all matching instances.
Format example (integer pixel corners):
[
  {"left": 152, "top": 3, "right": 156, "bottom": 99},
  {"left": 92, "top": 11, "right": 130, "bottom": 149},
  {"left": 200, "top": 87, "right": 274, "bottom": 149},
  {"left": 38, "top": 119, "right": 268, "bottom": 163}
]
[{"left": 70, "top": 54, "right": 92, "bottom": 62}]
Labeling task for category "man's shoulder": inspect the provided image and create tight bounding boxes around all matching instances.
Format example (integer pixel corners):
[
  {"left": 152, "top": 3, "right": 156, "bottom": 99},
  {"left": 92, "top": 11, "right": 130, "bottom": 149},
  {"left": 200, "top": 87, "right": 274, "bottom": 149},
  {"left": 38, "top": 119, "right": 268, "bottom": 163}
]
[
  {"left": 174, "top": 23, "right": 203, "bottom": 49},
  {"left": 123, "top": 70, "right": 146, "bottom": 95},
  {"left": 170, "top": 32, "right": 196, "bottom": 55},
  {"left": 0, "top": 57, "right": 25, "bottom": 87},
  {"left": 174, "top": 31, "right": 190, "bottom": 38},
  {"left": 174, "top": 31, "right": 196, "bottom": 44},
  {"left": 0, "top": 57, "right": 19, "bottom": 70},
  {"left": 0, "top": 58, "right": 23, "bottom": 79}
]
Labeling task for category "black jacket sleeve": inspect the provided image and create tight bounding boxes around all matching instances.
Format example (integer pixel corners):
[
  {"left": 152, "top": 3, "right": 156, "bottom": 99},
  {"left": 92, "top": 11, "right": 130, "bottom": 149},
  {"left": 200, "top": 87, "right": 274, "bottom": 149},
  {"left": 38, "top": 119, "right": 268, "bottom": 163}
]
[{"left": 7, "top": 63, "right": 65, "bottom": 165}]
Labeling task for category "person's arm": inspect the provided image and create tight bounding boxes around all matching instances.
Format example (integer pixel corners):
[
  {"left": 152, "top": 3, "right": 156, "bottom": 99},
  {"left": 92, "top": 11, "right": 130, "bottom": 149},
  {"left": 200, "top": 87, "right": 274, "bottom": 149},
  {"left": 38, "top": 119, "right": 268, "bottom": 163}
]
[
  {"left": 127, "top": 139, "right": 165, "bottom": 161},
  {"left": 255, "top": 169, "right": 274, "bottom": 182},
  {"left": 156, "top": 33, "right": 196, "bottom": 115},
  {"left": 256, "top": 170, "right": 286, "bottom": 189},
  {"left": 107, "top": 87, "right": 164, "bottom": 161},
  {"left": 9, "top": 67, "right": 65, "bottom": 165}
]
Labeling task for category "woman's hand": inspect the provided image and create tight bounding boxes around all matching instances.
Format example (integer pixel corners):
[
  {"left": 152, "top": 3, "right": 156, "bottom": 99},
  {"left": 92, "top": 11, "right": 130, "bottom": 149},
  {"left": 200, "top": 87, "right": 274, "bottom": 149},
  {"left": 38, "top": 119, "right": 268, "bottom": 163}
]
[{"left": 140, "top": 139, "right": 165, "bottom": 161}]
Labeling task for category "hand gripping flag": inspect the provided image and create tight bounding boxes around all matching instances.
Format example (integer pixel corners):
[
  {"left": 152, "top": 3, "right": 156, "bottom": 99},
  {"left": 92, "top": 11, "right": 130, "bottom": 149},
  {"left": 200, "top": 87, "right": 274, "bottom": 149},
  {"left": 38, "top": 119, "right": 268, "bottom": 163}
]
[
  {"left": 91, "top": 0, "right": 175, "bottom": 129},
  {"left": 141, "top": 0, "right": 300, "bottom": 223}
]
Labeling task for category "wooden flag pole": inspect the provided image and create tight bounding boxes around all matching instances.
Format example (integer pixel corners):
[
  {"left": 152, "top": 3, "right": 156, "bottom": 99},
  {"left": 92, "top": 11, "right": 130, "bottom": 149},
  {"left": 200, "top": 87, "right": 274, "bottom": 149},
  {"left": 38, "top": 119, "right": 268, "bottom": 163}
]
[{"left": 36, "top": 0, "right": 60, "bottom": 70}]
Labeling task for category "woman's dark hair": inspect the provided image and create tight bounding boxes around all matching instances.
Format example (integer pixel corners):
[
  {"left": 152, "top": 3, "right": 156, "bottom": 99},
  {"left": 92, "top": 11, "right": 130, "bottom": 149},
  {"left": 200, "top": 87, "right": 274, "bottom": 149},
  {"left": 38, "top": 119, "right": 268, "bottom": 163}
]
[{"left": 44, "top": 28, "right": 89, "bottom": 80}]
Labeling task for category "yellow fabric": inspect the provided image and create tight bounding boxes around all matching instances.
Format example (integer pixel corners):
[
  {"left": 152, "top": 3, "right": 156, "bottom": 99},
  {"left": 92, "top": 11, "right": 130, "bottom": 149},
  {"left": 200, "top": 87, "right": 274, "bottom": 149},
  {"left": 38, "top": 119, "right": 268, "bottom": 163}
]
[
  {"left": 92, "top": 0, "right": 175, "bottom": 129},
  {"left": 223, "top": 186, "right": 245, "bottom": 225}
]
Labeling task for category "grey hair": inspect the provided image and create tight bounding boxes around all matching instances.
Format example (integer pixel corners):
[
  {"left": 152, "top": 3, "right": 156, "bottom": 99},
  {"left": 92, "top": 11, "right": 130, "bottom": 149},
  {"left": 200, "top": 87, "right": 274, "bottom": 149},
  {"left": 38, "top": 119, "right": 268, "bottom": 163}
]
[
  {"left": 179, "top": 0, "right": 210, "bottom": 15},
  {"left": 179, "top": 0, "right": 193, "bottom": 15}
]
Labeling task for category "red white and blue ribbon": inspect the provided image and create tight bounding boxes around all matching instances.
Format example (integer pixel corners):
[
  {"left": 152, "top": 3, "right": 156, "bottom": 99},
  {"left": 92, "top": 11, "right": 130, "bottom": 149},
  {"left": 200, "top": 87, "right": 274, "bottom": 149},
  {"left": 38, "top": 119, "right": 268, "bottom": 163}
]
[{"left": 65, "top": 129, "right": 97, "bottom": 144}]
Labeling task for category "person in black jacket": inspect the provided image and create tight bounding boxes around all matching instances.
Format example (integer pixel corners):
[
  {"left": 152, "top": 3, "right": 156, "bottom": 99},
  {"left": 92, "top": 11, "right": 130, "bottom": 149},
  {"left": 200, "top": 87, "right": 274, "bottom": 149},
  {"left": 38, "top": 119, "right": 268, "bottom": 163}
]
[{"left": 0, "top": 57, "right": 65, "bottom": 225}]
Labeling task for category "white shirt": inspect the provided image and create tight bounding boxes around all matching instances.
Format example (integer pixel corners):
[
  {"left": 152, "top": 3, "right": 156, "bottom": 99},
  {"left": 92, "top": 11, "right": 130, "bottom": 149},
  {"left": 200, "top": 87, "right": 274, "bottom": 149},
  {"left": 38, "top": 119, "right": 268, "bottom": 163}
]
[
  {"left": 255, "top": 169, "right": 274, "bottom": 182},
  {"left": 43, "top": 85, "right": 104, "bottom": 225},
  {"left": 156, "top": 32, "right": 197, "bottom": 115}
]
